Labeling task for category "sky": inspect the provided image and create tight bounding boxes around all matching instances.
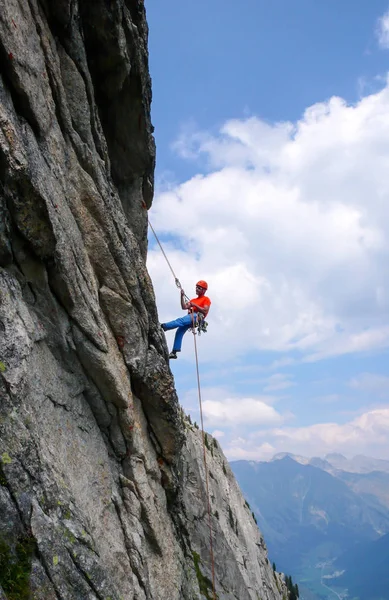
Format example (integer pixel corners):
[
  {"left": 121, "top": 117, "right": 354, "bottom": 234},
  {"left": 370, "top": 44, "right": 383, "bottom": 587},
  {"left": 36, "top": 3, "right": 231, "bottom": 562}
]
[{"left": 145, "top": 0, "right": 389, "bottom": 462}]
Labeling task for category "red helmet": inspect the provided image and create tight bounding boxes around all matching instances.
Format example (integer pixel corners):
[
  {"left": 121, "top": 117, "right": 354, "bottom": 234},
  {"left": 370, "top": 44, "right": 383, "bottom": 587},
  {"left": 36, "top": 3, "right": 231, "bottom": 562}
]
[{"left": 196, "top": 280, "right": 208, "bottom": 290}]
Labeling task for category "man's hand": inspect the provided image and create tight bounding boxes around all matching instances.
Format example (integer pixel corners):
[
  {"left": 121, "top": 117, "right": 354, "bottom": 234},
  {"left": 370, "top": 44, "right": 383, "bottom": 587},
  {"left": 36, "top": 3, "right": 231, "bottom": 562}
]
[{"left": 180, "top": 288, "right": 188, "bottom": 310}]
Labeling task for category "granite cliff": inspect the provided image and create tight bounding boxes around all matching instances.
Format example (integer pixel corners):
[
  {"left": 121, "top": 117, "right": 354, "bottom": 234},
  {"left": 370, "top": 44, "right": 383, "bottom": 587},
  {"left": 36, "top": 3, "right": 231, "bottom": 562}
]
[{"left": 0, "top": 1, "right": 287, "bottom": 598}]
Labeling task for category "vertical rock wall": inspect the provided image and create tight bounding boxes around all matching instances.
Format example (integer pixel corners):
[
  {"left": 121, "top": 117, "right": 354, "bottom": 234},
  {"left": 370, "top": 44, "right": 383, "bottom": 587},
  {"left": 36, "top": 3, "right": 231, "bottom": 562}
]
[{"left": 0, "top": 1, "right": 287, "bottom": 598}]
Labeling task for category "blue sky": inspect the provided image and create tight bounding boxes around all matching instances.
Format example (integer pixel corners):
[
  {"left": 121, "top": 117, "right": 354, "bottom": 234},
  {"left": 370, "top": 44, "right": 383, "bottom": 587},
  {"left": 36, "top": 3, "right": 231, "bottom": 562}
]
[
  {"left": 148, "top": 0, "right": 389, "bottom": 174},
  {"left": 146, "top": 0, "right": 389, "bottom": 460}
]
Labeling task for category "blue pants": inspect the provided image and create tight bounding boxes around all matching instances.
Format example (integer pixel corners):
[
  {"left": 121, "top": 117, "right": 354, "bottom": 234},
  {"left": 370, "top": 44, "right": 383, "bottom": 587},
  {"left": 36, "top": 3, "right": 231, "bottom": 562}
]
[{"left": 162, "top": 314, "right": 198, "bottom": 352}]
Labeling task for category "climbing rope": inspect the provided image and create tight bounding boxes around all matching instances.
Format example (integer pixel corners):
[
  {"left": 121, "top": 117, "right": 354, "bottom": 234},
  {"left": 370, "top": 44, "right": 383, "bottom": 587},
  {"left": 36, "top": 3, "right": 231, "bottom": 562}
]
[
  {"left": 146, "top": 210, "right": 217, "bottom": 599},
  {"left": 147, "top": 218, "right": 184, "bottom": 293},
  {"left": 190, "top": 311, "right": 217, "bottom": 600}
]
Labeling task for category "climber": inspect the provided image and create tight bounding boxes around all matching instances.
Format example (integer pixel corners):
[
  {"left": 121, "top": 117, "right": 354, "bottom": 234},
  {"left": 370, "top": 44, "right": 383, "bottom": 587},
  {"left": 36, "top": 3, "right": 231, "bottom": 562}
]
[{"left": 161, "top": 280, "right": 211, "bottom": 360}]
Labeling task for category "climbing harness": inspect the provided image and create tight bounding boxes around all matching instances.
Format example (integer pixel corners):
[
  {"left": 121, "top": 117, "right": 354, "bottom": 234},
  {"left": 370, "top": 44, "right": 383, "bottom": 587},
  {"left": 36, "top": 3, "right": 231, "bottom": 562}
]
[
  {"left": 146, "top": 209, "right": 216, "bottom": 600},
  {"left": 192, "top": 312, "right": 209, "bottom": 335}
]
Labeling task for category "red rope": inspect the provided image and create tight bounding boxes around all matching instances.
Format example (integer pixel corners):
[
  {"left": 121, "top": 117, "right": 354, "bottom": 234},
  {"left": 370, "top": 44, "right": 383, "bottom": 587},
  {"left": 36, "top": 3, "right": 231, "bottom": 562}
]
[{"left": 191, "top": 312, "right": 217, "bottom": 600}]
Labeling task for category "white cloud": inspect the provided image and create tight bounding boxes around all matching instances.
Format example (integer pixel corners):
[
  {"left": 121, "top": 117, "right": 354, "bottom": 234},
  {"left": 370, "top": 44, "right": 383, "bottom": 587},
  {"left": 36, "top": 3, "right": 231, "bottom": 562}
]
[
  {"left": 272, "top": 408, "right": 389, "bottom": 451},
  {"left": 226, "top": 441, "right": 276, "bottom": 461},
  {"left": 149, "top": 81, "right": 389, "bottom": 363},
  {"left": 377, "top": 9, "right": 389, "bottom": 48},
  {"left": 223, "top": 408, "right": 389, "bottom": 461},
  {"left": 304, "top": 326, "right": 389, "bottom": 362},
  {"left": 349, "top": 372, "right": 389, "bottom": 396},
  {"left": 211, "top": 429, "right": 225, "bottom": 439},
  {"left": 203, "top": 397, "right": 283, "bottom": 427},
  {"left": 263, "top": 373, "right": 295, "bottom": 392}
]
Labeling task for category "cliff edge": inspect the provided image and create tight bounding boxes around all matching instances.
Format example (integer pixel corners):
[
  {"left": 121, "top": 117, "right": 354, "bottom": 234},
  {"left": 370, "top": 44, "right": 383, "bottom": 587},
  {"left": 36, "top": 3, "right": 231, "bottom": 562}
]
[{"left": 0, "top": 2, "right": 287, "bottom": 598}]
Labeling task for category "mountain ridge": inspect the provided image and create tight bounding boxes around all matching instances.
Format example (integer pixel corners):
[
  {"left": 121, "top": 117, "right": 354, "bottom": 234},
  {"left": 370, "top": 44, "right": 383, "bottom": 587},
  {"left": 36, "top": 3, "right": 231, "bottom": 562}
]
[
  {"left": 231, "top": 454, "right": 389, "bottom": 599},
  {"left": 271, "top": 451, "right": 389, "bottom": 474}
]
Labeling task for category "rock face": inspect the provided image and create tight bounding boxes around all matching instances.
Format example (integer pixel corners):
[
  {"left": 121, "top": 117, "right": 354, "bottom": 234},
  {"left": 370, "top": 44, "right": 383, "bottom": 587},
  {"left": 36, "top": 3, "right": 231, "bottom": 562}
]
[{"left": 0, "top": 1, "right": 287, "bottom": 599}]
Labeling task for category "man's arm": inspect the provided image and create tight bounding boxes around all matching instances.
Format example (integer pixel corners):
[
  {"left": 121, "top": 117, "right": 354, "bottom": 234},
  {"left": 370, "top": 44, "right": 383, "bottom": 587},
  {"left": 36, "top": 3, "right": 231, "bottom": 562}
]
[
  {"left": 188, "top": 301, "right": 209, "bottom": 316},
  {"left": 180, "top": 289, "right": 190, "bottom": 310}
]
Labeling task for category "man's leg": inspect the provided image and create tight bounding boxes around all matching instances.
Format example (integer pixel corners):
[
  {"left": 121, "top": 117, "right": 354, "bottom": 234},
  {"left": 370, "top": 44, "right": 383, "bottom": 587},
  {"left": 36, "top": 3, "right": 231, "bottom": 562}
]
[
  {"left": 172, "top": 324, "right": 191, "bottom": 353},
  {"left": 161, "top": 314, "right": 196, "bottom": 358},
  {"left": 162, "top": 314, "right": 193, "bottom": 331}
]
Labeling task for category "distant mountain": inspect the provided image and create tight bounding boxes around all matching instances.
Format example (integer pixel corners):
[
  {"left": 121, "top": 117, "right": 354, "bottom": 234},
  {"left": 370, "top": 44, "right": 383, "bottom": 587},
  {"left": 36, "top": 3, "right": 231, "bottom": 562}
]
[
  {"left": 231, "top": 456, "right": 389, "bottom": 600},
  {"left": 335, "top": 532, "right": 389, "bottom": 600},
  {"left": 271, "top": 453, "right": 389, "bottom": 510},
  {"left": 324, "top": 453, "right": 389, "bottom": 474},
  {"left": 272, "top": 452, "right": 311, "bottom": 465},
  {"left": 231, "top": 457, "right": 389, "bottom": 562},
  {"left": 283, "top": 452, "right": 389, "bottom": 511},
  {"left": 337, "top": 470, "right": 389, "bottom": 511},
  {"left": 308, "top": 457, "right": 334, "bottom": 471},
  {"left": 272, "top": 451, "right": 389, "bottom": 475}
]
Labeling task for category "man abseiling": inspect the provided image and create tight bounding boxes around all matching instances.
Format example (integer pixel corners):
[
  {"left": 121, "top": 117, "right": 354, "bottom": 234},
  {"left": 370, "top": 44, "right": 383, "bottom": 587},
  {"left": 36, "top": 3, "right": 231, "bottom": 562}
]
[{"left": 161, "top": 280, "right": 211, "bottom": 359}]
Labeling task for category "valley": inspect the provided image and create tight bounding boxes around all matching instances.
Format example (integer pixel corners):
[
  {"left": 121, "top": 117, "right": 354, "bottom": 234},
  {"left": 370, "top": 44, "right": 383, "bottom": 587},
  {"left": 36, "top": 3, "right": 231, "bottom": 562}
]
[{"left": 231, "top": 453, "right": 389, "bottom": 600}]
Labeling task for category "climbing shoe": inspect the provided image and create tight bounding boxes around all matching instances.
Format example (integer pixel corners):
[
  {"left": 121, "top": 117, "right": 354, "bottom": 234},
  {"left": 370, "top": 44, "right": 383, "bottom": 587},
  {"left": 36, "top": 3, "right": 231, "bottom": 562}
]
[{"left": 169, "top": 351, "right": 178, "bottom": 360}]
